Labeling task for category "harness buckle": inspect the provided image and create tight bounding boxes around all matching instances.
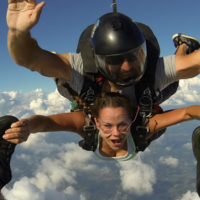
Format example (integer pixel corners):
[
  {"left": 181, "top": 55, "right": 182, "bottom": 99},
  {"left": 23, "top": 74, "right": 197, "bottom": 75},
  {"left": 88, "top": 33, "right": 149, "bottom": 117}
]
[
  {"left": 79, "top": 140, "right": 94, "bottom": 151},
  {"left": 135, "top": 126, "right": 150, "bottom": 152},
  {"left": 83, "top": 125, "right": 96, "bottom": 132},
  {"left": 139, "top": 95, "right": 153, "bottom": 117},
  {"left": 136, "top": 126, "right": 149, "bottom": 133}
]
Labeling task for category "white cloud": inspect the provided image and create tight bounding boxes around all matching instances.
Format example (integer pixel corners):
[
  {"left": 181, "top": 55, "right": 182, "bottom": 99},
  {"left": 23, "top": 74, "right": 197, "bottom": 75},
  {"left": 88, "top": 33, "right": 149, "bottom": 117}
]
[
  {"left": 176, "top": 190, "right": 199, "bottom": 200},
  {"left": 159, "top": 156, "right": 179, "bottom": 167},
  {"left": 182, "top": 143, "right": 192, "bottom": 150},
  {"left": 111, "top": 191, "right": 128, "bottom": 200},
  {"left": 2, "top": 177, "right": 45, "bottom": 200},
  {"left": 118, "top": 157, "right": 156, "bottom": 196},
  {"left": 33, "top": 157, "right": 77, "bottom": 187},
  {"left": 162, "top": 77, "right": 200, "bottom": 106},
  {"left": 19, "top": 138, "right": 110, "bottom": 194},
  {"left": 58, "top": 143, "right": 98, "bottom": 172},
  {"left": 1, "top": 84, "right": 200, "bottom": 199},
  {"left": 166, "top": 146, "right": 172, "bottom": 151},
  {"left": 0, "top": 89, "right": 70, "bottom": 118},
  {"left": 20, "top": 132, "right": 60, "bottom": 155},
  {"left": 63, "top": 186, "right": 86, "bottom": 200},
  {"left": 2, "top": 177, "right": 85, "bottom": 200},
  {"left": 16, "top": 154, "right": 32, "bottom": 165}
]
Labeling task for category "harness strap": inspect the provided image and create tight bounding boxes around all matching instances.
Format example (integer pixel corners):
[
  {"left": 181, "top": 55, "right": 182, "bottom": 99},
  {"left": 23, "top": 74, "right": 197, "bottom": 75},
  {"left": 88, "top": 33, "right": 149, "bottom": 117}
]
[{"left": 79, "top": 125, "right": 98, "bottom": 152}]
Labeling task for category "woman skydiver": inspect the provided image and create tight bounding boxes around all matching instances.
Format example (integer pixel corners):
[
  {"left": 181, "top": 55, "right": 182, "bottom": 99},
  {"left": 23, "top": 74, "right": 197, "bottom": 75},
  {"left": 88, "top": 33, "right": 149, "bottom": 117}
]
[{"left": 2, "top": 92, "right": 200, "bottom": 160}]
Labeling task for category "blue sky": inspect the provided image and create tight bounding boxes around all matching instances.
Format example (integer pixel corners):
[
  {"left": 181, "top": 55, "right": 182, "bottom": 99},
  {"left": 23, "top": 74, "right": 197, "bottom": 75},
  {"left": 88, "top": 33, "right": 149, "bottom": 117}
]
[{"left": 1, "top": 0, "right": 200, "bottom": 93}]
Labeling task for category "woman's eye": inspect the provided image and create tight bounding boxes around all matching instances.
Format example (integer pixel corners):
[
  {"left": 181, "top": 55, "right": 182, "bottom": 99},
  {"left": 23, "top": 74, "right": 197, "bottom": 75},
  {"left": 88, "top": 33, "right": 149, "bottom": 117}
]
[
  {"left": 120, "top": 123, "right": 127, "bottom": 127},
  {"left": 104, "top": 125, "right": 112, "bottom": 128},
  {"left": 119, "top": 124, "right": 129, "bottom": 129}
]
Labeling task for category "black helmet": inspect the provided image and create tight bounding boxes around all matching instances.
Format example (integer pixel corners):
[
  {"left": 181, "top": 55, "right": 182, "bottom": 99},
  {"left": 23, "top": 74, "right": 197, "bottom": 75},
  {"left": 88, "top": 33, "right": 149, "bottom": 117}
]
[{"left": 90, "top": 12, "right": 147, "bottom": 86}]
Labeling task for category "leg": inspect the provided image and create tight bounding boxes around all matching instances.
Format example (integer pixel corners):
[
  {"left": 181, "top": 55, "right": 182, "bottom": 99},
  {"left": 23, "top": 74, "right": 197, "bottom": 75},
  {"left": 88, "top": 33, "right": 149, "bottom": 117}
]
[
  {"left": 0, "top": 116, "right": 18, "bottom": 190},
  {"left": 173, "top": 33, "right": 200, "bottom": 54},
  {"left": 0, "top": 193, "right": 6, "bottom": 200},
  {"left": 192, "top": 126, "right": 200, "bottom": 196},
  {"left": 174, "top": 44, "right": 188, "bottom": 55}
]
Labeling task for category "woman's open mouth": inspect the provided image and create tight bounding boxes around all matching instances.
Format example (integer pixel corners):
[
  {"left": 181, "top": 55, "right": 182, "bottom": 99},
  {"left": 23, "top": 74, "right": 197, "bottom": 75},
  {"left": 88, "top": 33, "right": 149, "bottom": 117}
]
[{"left": 111, "top": 139, "right": 123, "bottom": 146}]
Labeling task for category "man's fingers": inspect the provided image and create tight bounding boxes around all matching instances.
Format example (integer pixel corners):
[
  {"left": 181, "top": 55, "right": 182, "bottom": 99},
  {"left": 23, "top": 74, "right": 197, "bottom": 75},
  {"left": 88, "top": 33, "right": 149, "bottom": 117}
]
[
  {"left": 3, "top": 132, "right": 19, "bottom": 140},
  {"left": 3, "top": 130, "right": 29, "bottom": 141},
  {"left": 27, "top": 0, "right": 37, "bottom": 5},
  {"left": 10, "top": 121, "right": 22, "bottom": 128},
  {"left": 7, "top": 127, "right": 28, "bottom": 135},
  {"left": 4, "top": 126, "right": 29, "bottom": 138},
  {"left": 31, "top": 1, "right": 45, "bottom": 23},
  {"left": 10, "top": 119, "right": 29, "bottom": 128},
  {"left": 8, "top": 0, "right": 16, "bottom": 4},
  {"left": 8, "top": 0, "right": 33, "bottom": 5},
  {"left": 6, "top": 137, "right": 26, "bottom": 144}
]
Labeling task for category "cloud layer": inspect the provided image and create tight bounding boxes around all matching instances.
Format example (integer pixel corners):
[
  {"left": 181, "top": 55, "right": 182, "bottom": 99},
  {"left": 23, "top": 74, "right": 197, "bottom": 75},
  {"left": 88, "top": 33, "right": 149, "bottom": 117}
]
[{"left": 1, "top": 77, "right": 200, "bottom": 199}]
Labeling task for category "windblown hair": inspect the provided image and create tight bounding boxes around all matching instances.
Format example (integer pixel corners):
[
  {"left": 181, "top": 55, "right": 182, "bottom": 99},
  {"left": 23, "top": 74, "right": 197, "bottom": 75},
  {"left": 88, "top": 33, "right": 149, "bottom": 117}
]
[
  {"left": 57, "top": 80, "right": 91, "bottom": 113},
  {"left": 56, "top": 79, "right": 137, "bottom": 118},
  {"left": 91, "top": 92, "right": 137, "bottom": 119}
]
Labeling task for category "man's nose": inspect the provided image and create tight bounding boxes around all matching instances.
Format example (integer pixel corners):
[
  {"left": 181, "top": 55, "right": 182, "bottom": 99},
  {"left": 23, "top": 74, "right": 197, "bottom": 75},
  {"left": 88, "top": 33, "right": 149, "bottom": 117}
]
[{"left": 121, "top": 61, "right": 132, "bottom": 71}]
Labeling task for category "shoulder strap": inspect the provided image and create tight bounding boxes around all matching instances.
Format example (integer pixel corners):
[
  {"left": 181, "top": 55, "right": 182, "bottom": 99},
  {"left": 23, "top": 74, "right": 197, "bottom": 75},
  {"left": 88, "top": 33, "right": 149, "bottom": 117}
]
[
  {"left": 76, "top": 24, "right": 102, "bottom": 104},
  {"left": 55, "top": 24, "right": 101, "bottom": 106},
  {"left": 78, "top": 124, "right": 98, "bottom": 152},
  {"left": 131, "top": 112, "right": 151, "bottom": 152},
  {"left": 135, "top": 22, "right": 160, "bottom": 106},
  {"left": 77, "top": 24, "right": 98, "bottom": 73},
  {"left": 133, "top": 22, "right": 160, "bottom": 147}
]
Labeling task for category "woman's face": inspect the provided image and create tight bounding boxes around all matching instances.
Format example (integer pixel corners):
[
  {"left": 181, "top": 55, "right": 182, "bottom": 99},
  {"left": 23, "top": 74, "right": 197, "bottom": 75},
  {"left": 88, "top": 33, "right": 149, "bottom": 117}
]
[{"left": 94, "top": 107, "right": 132, "bottom": 150}]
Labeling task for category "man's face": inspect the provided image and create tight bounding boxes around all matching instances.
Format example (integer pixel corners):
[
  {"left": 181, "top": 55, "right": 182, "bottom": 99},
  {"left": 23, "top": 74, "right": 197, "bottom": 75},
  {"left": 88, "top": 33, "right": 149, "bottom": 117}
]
[
  {"left": 105, "top": 59, "right": 142, "bottom": 83},
  {"left": 95, "top": 42, "right": 147, "bottom": 85}
]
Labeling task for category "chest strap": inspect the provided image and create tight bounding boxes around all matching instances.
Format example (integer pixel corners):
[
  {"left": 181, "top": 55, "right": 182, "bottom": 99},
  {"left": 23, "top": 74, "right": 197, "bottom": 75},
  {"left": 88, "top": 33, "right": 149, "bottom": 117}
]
[{"left": 79, "top": 125, "right": 98, "bottom": 152}]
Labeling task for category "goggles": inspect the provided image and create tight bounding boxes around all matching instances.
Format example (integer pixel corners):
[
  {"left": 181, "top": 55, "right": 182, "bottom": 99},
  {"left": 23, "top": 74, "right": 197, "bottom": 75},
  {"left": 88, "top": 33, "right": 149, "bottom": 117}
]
[
  {"left": 105, "top": 49, "right": 139, "bottom": 66},
  {"left": 85, "top": 106, "right": 140, "bottom": 134},
  {"left": 95, "top": 42, "right": 147, "bottom": 86}
]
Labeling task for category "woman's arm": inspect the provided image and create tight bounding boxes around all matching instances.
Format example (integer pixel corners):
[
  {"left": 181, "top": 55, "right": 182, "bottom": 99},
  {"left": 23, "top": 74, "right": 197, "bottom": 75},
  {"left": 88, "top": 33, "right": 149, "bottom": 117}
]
[
  {"left": 4, "top": 112, "right": 86, "bottom": 144},
  {"left": 146, "top": 105, "right": 200, "bottom": 139}
]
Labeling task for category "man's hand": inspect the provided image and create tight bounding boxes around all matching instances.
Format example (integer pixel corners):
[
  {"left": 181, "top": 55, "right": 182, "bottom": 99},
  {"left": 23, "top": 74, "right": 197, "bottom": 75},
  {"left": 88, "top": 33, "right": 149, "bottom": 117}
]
[
  {"left": 3, "top": 119, "right": 31, "bottom": 144},
  {"left": 7, "top": 0, "right": 45, "bottom": 33}
]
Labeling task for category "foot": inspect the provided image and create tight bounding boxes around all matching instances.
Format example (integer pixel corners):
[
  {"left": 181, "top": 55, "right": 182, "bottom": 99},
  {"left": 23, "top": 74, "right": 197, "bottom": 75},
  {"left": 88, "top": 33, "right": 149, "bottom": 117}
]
[
  {"left": 0, "top": 116, "right": 18, "bottom": 190},
  {"left": 192, "top": 126, "right": 200, "bottom": 196},
  {"left": 172, "top": 33, "right": 200, "bottom": 54}
]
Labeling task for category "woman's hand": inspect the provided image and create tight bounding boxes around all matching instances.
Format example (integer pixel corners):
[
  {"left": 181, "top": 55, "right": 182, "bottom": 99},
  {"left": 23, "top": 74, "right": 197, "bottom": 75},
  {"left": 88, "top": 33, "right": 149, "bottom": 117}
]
[
  {"left": 3, "top": 118, "right": 31, "bottom": 144},
  {"left": 7, "top": 0, "right": 45, "bottom": 33}
]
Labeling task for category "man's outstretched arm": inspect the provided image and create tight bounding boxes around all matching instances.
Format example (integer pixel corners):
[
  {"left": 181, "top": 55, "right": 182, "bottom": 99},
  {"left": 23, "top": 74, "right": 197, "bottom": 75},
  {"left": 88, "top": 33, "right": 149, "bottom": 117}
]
[
  {"left": 175, "top": 50, "right": 200, "bottom": 79},
  {"left": 7, "top": 0, "right": 72, "bottom": 81}
]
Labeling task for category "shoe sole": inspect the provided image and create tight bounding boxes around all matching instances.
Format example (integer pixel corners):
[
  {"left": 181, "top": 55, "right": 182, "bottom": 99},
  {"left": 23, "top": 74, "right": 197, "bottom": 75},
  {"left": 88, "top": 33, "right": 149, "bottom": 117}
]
[{"left": 172, "top": 33, "right": 200, "bottom": 44}]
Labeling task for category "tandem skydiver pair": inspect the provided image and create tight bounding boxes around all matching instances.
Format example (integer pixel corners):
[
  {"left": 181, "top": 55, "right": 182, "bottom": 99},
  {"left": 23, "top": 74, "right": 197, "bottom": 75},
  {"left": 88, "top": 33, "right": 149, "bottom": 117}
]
[{"left": 5, "top": 0, "right": 200, "bottom": 196}]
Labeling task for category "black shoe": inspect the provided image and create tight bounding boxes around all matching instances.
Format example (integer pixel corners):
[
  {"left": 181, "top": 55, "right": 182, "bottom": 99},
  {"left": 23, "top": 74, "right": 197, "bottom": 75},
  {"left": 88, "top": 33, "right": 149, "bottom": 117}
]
[
  {"left": 192, "top": 126, "right": 200, "bottom": 196},
  {"left": 172, "top": 33, "right": 200, "bottom": 54},
  {"left": 0, "top": 116, "right": 18, "bottom": 190}
]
